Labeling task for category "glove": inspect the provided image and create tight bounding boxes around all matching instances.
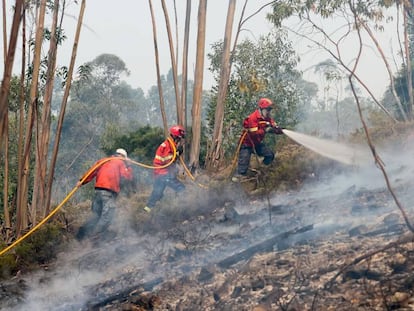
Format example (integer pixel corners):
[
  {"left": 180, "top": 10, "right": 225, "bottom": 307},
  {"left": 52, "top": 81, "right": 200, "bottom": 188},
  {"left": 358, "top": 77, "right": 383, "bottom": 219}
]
[
  {"left": 176, "top": 145, "right": 183, "bottom": 156},
  {"left": 272, "top": 126, "right": 284, "bottom": 135},
  {"left": 143, "top": 206, "right": 151, "bottom": 213}
]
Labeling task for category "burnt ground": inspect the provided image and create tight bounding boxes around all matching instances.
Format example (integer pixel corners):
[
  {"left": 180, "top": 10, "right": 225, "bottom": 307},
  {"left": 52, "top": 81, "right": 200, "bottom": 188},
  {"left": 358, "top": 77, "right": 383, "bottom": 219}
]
[{"left": 2, "top": 154, "right": 414, "bottom": 311}]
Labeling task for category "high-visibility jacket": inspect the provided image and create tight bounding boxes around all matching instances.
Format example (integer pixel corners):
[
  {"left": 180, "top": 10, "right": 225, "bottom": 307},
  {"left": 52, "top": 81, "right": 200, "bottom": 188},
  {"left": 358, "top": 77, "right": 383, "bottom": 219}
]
[
  {"left": 153, "top": 137, "right": 177, "bottom": 176},
  {"left": 81, "top": 156, "right": 133, "bottom": 194},
  {"left": 240, "top": 109, "right": 278, "bottom": 147}
]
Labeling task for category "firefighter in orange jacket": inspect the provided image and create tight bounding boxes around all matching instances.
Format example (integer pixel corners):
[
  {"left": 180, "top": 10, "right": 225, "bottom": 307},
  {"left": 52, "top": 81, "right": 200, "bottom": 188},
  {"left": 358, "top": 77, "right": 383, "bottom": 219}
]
[
  {"left": 76, "top": 148, "right": 133, "bottom": 241},
  {"left": 144, "top": 125, "right": 186, "bottom": 213},
  {"left": 232, "top": 98, "right": 283, "bottom": 182}
]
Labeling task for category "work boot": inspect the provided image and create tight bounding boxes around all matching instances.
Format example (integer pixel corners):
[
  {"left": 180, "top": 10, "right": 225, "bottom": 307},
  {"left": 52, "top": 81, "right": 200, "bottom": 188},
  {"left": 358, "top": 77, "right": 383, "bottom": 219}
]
[{"left": 231, "top": 173, "right": 245, "bottom": 183}]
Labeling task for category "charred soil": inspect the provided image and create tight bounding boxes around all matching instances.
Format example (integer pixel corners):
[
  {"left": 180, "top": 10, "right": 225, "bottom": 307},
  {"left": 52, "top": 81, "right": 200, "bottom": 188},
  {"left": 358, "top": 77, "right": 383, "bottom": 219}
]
[{"left": 3, "top": 158, "right": 414, "bottom": 311}]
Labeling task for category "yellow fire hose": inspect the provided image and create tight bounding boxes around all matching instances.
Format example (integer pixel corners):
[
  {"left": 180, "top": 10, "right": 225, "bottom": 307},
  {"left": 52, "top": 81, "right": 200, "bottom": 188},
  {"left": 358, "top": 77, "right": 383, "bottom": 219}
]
[
  {"left": 0, "top": 140, "right": 180, "bottom": 257},
  {"left": 0, "top": 156, "right": 116, "bottom": 257},
  {"left": 0, "top": 136, "right": 218, "bottom": 256},
  {"left": 0, "top": 132, "right": 251, "bottom": 256}
]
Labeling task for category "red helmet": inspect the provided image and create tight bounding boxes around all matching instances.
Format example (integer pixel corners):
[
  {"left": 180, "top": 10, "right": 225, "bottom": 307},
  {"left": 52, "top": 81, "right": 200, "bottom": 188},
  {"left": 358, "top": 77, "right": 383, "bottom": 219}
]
[
  {"left": 169, "top": 125, "right": 186, "bottom": 138},
  {"left": 258, "top": 98, "right": 273, "bottom": 109}
]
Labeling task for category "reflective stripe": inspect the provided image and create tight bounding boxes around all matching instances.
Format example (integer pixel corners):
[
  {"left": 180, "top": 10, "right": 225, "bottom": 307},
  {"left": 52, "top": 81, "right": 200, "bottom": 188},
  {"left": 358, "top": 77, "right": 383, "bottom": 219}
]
[
  {"left": 155, "top": 154, "right": 173, "bottom": 162},
  {"left": 248, "top": 127, "right": 258, "bottom": 132}
]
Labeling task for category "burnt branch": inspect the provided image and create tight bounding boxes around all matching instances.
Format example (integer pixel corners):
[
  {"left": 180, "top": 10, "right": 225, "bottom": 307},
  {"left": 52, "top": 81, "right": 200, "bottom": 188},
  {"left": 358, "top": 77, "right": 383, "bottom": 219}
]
[{"left": 324, "top": 233, "right": 414, "bottom": 289}]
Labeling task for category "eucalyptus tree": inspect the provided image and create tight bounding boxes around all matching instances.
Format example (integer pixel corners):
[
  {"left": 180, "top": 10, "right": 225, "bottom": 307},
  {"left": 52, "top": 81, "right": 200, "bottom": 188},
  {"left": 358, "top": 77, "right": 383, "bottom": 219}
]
[
  {"left": 148, "top": 0, "right": 168, "bottom": 135},
  {"left": 268, "top": 0, "right": 409, "bottom": 121},
  {"left": 0, "top": 0, "right": 24, "bottom": 241},
  {"left": 181, "top": 0, "right": 191, "bottom": 132},
  {"left": 0, "top": 76, "right": 24, "bottom": 241},
  {"left": 205, "top": 0, "right": 236, "bottom": 171},
  {"left": 160, "top": 0, "right": 181, "bottom": 125},
  {"left": 0, "top": 0, "right": 86, "bottom": 239},
  {"left": 189, "top": 0, "right": 207, "bottom": 170},
  {"left": 0, "top": 0, "right": 24, "bottom": 140}
]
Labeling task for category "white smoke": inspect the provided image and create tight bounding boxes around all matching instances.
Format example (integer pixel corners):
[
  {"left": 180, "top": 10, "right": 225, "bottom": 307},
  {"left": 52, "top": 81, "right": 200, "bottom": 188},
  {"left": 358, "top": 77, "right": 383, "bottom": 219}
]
[{"left": 5, "top": 130, "right": 414, "bottom": 310}]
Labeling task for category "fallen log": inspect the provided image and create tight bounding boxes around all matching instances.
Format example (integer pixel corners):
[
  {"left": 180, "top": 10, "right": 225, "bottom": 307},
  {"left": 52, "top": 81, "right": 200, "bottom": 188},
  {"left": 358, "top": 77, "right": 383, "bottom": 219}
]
[
  {"left": 84, "top": 277, "right": 163, "bottom": 310},
  {"left": 217, "top": 224, "right": 314, "bottom": 269},
  {"left": 83, "top": 225, "right": 314, "bottom": 309}
]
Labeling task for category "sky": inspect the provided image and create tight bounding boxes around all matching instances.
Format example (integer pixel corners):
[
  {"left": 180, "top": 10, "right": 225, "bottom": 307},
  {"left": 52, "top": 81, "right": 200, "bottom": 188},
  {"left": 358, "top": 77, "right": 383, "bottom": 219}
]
[
  {"left": 58, "top": 0, "right": 273, "bottom": 93},
  {"left": 1, "top": 1, "right": 404, "bottom": 99}
]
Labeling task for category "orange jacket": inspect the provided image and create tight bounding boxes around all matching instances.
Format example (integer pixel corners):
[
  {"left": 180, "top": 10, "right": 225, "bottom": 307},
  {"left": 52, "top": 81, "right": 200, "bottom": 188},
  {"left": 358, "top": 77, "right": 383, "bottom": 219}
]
[
  {"left": 81, "top": 156, "right": 133, "bottom": 193},
  {"left": 240, "top": 109, "right": 277, "bottom": 147},
  {"left": 153, "top": 137, "right": 177, "bottom": 176}
]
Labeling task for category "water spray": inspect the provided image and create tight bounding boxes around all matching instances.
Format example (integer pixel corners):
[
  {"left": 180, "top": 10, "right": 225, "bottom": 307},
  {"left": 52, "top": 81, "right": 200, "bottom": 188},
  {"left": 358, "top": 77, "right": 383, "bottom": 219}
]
[{"left": 282, "top": 129, "right": 371, "bottom": 166}]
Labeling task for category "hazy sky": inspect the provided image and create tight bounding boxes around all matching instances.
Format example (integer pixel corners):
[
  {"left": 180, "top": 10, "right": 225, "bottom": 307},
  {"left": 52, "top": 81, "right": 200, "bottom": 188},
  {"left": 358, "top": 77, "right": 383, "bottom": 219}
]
[
  {"left": 2, "top": 1, "right": 403, "bottom": 99},
  {"left": 59, "top": 1, "right": 272, "bottom": 93}
]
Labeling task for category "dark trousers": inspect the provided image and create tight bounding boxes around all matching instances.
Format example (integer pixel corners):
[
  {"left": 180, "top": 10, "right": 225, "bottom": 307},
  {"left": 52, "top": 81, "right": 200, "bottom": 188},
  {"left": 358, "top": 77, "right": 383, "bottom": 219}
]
[
  {"left": 147, "top": 174, "right": 185, "bottom": 208},
  {"left": 76, "top": 189, "right": 117, "bottom": 240},
  {"left": 237, "top": 143, "right": 274, "bottom": 175}
]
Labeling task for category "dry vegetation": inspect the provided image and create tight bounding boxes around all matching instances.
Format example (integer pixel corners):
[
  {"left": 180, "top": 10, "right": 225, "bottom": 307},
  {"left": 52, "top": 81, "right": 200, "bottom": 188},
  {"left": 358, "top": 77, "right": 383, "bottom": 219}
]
[{"left": 2, "top": 124, "right": 414, "bottom": 310}]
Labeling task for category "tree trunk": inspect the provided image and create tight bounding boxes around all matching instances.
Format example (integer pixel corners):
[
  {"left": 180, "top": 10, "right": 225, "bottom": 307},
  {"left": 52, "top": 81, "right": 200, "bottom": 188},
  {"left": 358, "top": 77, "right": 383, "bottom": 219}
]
[
  {"left": 17, "top": 0, "right": 46, "bottom": 234},
  {"left": 2, "top": 0, "right": 7, "bottom": 67},
  {"left": 161, "top": 0, "right": 181, "bottom": 125},
  {"left": 359, "top": 17, "right": 407, "bottom": 121},
  {"left": 181, "top": 0, "right": 191, "bottom": 137},
  {"left": 1, "top": 0, "right": 10, "bottom": 241},
  {"left": 189, "top": 0, "right": 207, "bottom": 169},
  {"left": 403, "top": 3, "right": 413, "bottom": 119},
  {"left": 205, "top": 0, "right": 236, "bottom": 171},
  {"left": 2, "top": 110, "right": 10, "bottom": 240},
  {"left": 33, "top": 0, "right": 59, "bottom": 218},
  {"left": 15, "top": 11, "right": 26, "bottom": 241},
  {"left": 148, "top": 0, "right": 168, "bottom": 134},
  {"left": 0, "top": 0, "right": 24, "bottom": 141},
  {"left": 46, "top": 0, "right": 86, "bottom": 213}
]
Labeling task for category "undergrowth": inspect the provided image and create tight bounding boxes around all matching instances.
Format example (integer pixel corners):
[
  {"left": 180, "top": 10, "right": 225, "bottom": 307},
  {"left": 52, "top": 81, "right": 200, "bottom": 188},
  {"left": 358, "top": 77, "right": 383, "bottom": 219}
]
[{"left": 2, "top": 121, "right": 414, "bottom": 280}]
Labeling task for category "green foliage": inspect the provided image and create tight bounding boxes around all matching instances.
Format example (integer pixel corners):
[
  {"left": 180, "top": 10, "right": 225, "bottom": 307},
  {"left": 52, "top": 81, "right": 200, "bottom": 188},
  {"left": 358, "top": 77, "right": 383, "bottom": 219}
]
[
  {"left": 268, "top": 0, "right": 408, "bottom": 122},
  {"left": 0, "top": 245, "right": 18, "bottom": 279},
  {"left": 145, "top": 68, "right": 198, "bottom": 127},
  {"left": 14, "top": 223, "right": 64, "bottom": 269},
  {"left": 103, "top": 125, "right": 165, "bottom": 162},
  {"left": 0, "top": 223, "right": 65, "bottom": 279},
  {"left": 0, "top": 76, "right": 36, "bottom": 218},
  {"left": 206, "top": 30, "right": 302, "bottom": 160},
  {"left": 382, "top": 65, "right": 414, "bottom": 121},
  {"left": 269, "top": 0, "right": 391, "bottom": 26},
  {"left": 86, "top": 53, "right": 130, "bottom": 86},
  {"left": 43, "top": 26, "right": 67, "bottom": 45},
  {"left": 55, "top": 54, "right": 147, "bottom": 190}
]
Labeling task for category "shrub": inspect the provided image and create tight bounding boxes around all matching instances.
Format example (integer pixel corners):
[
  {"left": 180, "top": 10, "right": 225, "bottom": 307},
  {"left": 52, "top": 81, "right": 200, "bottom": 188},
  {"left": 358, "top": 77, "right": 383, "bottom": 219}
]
[
  {"left": 0, "top": 244, "right": 18, "bottom": 279},
  {"left": 14, "top": 223, "right": 65, "bottom": 271}
]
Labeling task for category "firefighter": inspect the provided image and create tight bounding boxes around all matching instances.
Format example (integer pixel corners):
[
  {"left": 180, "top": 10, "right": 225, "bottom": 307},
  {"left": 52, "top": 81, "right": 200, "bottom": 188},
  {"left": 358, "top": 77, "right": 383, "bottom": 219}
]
[
  {"left": 232, "top": 98, "right": 284, "bottom": 182},
  {"left": 76, "top": 148, "right": 134, "bottom": 241},
  {"left": 144, "top": 125, "right": 186, "bottom": 212}
]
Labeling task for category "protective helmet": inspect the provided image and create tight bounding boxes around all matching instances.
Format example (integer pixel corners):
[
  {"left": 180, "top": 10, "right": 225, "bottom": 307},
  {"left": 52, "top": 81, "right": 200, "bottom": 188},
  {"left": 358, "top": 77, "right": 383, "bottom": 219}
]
[
  {"left": 169, "top": 125, "right": 186, "bottom": 138},
  {"left": 258, "top": 98, "right": 273, "bottom": 109},
  {"left": 115, "top": 148, "right": 128, "bottom": 158}
]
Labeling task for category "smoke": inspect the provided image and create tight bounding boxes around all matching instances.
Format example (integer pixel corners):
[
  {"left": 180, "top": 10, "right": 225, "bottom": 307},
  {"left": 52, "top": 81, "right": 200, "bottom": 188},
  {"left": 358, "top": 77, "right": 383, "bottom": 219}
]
[
  {"left": 297, "top": 133, "right": 414, "bottom": 228},
  {"left": 15, "top": 269, "right": 103, "bottom": 311},
  {"left": 6, "top": 130, "right": 414, "bottom": 310}
]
